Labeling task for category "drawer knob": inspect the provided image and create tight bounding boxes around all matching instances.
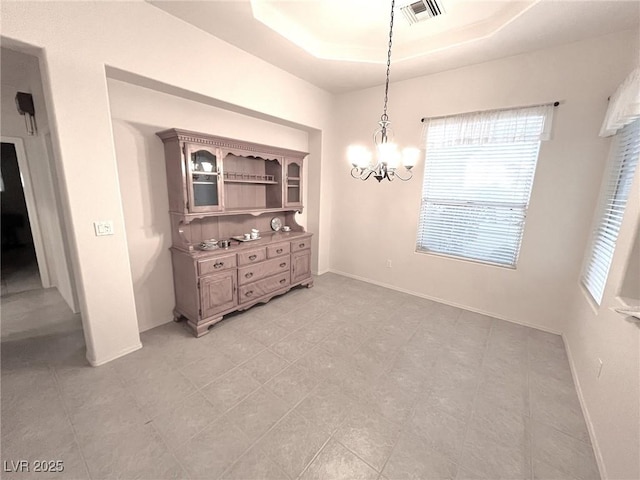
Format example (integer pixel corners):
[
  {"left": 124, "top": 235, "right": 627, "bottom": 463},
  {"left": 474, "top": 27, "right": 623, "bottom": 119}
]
[
  {"left": 214, "top": 262, "right": 224, "bottom": 269},
  {"left": 245, "top": 290, "right": 254, "bottom": 297},
  {"left": 280, "top": 279, "right": 287, "bottom": 284},
  {"left": 279, "top": 262, "right": 287, "bottom": 268},
  {"left": 299, "top": 243, "right": 305, "bottom": 248},
  {"left": 245, "top": 272, "right": 253, "bottom": 279},
  {"left": 249, "top": 255, "right": 257, "bottom": 261},
  {"left": 276, "top": 248, "right": 283, "bottom": 254}
]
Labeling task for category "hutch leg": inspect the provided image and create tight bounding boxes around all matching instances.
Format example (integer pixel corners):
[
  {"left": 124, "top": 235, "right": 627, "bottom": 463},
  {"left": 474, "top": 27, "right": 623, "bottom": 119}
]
[{"left": 186, "top": 318, "right": 222, "bottom": 337}]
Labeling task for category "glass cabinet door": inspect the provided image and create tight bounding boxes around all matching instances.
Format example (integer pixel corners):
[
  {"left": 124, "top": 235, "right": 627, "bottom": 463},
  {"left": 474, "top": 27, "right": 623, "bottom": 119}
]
[
  {"left": 186, "top": 145, "right": 223, "bottom": 212},
  {"left": 285, "top": 159, "right": 302, "bottom": 207}
]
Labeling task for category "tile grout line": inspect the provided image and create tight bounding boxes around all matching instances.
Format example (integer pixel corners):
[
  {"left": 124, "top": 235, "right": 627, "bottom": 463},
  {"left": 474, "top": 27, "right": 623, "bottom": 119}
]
[
  {"left": 332, "top": 436, "right": 385, "bottom": 476},
  {"left": 165, "top": 346, "right": 286, "bottom": 451},
  {"left": 147, "top": 416, "right": 193, "bottom": 480},
  {"left": 116, "top": 352, "right": 197, "bottom": 478},
  {"left": 533, "top": 417, "right": 597, "bottom": 447},
  {"left": 50, "top": 364, "right": 94, "bottom": 480},
  {"left": 374, "top": 308, "right": 456, "bottom": 478},
  {"left": 252, "top": 303, "right": 397, "bottom": 479},
  {"left": 292, "top": 427, "right": 341, "bottom": 480},
  {"left": 215, "top": 372, "right": 335, "bottom": 480},
  {"left": 166, "top": 309, "right": 333, "bottom": 458},
  {"left": 449, "top": 316, "right": 496, "bottom": 478},
  {"left": 526, "top": 332, "right": 535, "bottom": 480}
]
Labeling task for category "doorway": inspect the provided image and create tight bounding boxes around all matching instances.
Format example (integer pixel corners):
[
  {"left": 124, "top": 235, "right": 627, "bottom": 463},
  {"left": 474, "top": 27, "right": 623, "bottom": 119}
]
[{"left": 1, "top": 141, "right": 47, "bottom": 296}]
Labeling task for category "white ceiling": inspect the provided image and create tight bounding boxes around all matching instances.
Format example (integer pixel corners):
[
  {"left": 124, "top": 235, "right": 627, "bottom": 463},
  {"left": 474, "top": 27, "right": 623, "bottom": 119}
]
[{"left": 149, "top": 0, "right": 640, "bottom": 94}]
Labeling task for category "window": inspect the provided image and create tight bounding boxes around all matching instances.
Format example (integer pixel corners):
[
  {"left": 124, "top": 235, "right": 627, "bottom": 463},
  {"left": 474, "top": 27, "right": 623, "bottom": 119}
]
[
  {"left": 417, "top": 104, "right": 554, "bottom": 267},
  {"left": 582, "top": 118, "right": 640, "bottom": 305}
]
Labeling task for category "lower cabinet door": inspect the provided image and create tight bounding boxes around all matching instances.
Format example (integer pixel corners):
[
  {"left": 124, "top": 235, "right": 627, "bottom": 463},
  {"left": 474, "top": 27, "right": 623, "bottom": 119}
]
[
  {"left": 200, "top": 271, "right": 237, "bottom": 318},
  {"left": 291, "top": 250, "right": 311, "bottom": 284}
]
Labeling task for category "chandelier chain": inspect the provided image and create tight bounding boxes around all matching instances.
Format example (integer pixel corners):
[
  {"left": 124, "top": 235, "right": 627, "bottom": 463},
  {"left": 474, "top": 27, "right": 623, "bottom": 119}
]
[
  {"left": 349, "top": 0, "right": 415, "bottom": 183},
  {"left": 381, "top": 0, "right": 395, "bottom": 123}
]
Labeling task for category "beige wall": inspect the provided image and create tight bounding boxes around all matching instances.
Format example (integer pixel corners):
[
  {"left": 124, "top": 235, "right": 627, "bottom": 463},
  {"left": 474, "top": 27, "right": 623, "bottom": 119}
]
[
  {"left": 1, "top": 1, "right": 333, "bottom": 365},
  {"left": 564, "top": 82, "right": 640, "bottom": 479},
  {"left": 1, "top": 47, "right": 77, "bottom": 311},
  {"left": 107, "top": 78, "right": 309, "bottom": 332},
  {"left": 328, "top": 29, "right": 637, "bottom": 334}
]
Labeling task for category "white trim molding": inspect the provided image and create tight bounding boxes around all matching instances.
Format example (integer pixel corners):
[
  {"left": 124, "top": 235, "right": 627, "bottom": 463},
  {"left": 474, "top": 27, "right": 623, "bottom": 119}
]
[
  {"left": 328, "top": 268, "right": 563, "bottom": 335},
  {"left": 562, "top": 335, "right": 606, "bottom": 480},
  {"left": 86, "top": 342, "right": 143, "bottom": 367}
]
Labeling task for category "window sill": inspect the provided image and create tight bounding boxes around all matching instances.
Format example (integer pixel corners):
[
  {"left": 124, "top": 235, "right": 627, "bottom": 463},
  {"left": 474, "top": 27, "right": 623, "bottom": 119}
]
[
  {"left": 414, "top": 248, "right": 517, "bottom": 270},
  {"left": 578, "top": 281, "right": 600, "bottom": 315},
  {"left": 611, "top": 296, "right": 640, "bottom": 324}
]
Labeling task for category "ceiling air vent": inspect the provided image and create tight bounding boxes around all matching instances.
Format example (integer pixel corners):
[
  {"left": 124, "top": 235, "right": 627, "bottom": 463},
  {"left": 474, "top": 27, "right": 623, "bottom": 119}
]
[{"left": 400, "top": 0, "right": 446, "bottom": 25}]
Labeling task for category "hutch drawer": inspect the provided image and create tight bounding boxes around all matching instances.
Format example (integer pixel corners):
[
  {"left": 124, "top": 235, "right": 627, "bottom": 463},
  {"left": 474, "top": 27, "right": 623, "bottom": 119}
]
[
  {"left": 290, "top": 238, "right": 311, "bottom": 253},
  {"left": 238, "top": 272, "right": 290, "bottom": 303},
  {"left": 238, "top": 257, "right": 290, "bottom": 286},
  {"left": 237, "top": 247, "right": 267, "bottom": 266},
  {"left": 197, "top": 254, "right": 237, "bottom": 276},
  {"left": 267, "top": 242, "right": 290, "bottom": 258}
]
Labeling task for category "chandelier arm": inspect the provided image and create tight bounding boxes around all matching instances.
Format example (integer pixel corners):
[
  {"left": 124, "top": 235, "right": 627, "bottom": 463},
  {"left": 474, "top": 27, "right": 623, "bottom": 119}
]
[
  {"left": 392, "top": 169, "right": 413, "bottom": 181},
  {"left": 361, "top": 169, "right": 376, "bottom": 181},
  {"left": 351, "top": 167, "right": 364, "bottom": 179}
]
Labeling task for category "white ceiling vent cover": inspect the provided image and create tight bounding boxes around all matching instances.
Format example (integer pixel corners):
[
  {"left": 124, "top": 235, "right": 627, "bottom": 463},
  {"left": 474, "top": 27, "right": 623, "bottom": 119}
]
[{"left": 400, "top": 0, "right": 446, "bottom": 25}]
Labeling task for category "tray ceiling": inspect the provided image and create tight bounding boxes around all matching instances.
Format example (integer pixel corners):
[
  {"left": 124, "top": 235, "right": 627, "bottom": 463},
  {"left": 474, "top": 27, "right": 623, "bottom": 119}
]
[{"left": 149, "top": 0, "right": 640, "bottom": 93}]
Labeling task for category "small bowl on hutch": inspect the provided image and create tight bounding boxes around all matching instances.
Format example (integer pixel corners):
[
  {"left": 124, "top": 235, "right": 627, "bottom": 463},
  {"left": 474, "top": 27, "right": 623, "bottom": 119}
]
[{"left": 199, "top": 239, "right": 218, "bottom": 250}]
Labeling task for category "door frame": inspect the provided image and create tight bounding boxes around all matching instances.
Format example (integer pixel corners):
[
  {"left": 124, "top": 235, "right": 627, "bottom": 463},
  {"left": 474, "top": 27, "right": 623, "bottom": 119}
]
[{"left": 1, "top": 136, "right": 51, "bottom": 288}]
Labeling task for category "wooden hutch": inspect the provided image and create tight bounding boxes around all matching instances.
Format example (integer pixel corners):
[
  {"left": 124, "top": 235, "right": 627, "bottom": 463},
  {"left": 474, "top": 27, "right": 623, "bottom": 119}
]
[{"left": 156, "top": 129, "right": 313, "bottom": 337}]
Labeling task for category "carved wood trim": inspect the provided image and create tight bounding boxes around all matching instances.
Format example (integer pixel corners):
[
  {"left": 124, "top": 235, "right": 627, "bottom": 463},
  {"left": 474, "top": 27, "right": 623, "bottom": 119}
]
[
  {"left": 169, "top": 207, "right": 303, "bottom": 222},
  {"left": 157, "top": 129, "right": 307, "bottom": 160},
  {"left": 221, "top": 149, "right": 282, "bottom": 162}
]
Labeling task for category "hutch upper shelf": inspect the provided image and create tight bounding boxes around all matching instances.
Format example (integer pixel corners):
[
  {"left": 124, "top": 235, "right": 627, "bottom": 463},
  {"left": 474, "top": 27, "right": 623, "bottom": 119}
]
[{"left": 156, "top": 129, "right": 308, "bottom": 218}]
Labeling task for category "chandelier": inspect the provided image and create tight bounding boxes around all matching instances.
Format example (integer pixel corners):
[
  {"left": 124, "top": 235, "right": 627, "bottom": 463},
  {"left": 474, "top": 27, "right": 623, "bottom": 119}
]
[{"left": 348, "top": 0, "right": 419, "bottom": 182}]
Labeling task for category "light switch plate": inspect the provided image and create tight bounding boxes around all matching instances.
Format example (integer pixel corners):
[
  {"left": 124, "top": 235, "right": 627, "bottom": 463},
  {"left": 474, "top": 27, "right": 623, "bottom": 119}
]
[{"left": 94, "top": 220, "right": 114, "bottom": 236}]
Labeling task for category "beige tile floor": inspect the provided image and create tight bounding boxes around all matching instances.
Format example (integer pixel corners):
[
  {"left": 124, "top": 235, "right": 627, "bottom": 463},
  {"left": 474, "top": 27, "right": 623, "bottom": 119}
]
[
  {"left": 1, "top": 246, "right": 81, "bottom": 342},
  {"left": 1, "top": 287, "right": 81, "bottom": 342},
  {"left": 1, "top": 273, "right": 599, "bottom": 480}
]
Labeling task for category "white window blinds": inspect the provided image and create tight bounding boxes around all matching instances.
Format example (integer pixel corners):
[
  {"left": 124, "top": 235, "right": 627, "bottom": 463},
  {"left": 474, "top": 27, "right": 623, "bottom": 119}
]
[
  {"left": 417, "top": 104, "right": 554, "bottom": 267},
  {"left": 582, "top": 118, "right": 640, "bottom": 304}
]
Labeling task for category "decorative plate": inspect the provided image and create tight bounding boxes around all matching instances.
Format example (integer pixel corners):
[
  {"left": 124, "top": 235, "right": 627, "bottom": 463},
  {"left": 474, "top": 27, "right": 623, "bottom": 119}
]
[{"left": 270, "top": 217, "right": 283, "bottom": 231}]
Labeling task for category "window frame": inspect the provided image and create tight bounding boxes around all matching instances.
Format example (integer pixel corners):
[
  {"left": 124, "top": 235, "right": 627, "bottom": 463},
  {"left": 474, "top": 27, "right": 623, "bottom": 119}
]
[
  {"left": 581, "top": 118, "right": 640, "bottom": 306},
  {"left": 416, "top": 105, "right": 553, "bottom": 268}
]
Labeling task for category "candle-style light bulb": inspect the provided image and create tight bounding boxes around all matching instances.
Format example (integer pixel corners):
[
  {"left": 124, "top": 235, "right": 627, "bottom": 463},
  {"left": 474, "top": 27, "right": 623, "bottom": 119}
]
[{"left": 402, "top": 147, "right": 420, "bottom": 169}]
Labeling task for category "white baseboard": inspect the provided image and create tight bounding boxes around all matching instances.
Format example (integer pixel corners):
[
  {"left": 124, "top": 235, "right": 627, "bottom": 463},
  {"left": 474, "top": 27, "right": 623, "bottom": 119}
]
[
  {"left": 562, "top": 336, "right": 606, "bottom": 480},
  {"left": 315, "top": 268, "right": 331, "bottom": 276},
  {"left": 86, "top": 342, "right": 142, "bottom": 367},
  {"left": 328, "top": 268, "right": 562, "bottom": 335}
]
